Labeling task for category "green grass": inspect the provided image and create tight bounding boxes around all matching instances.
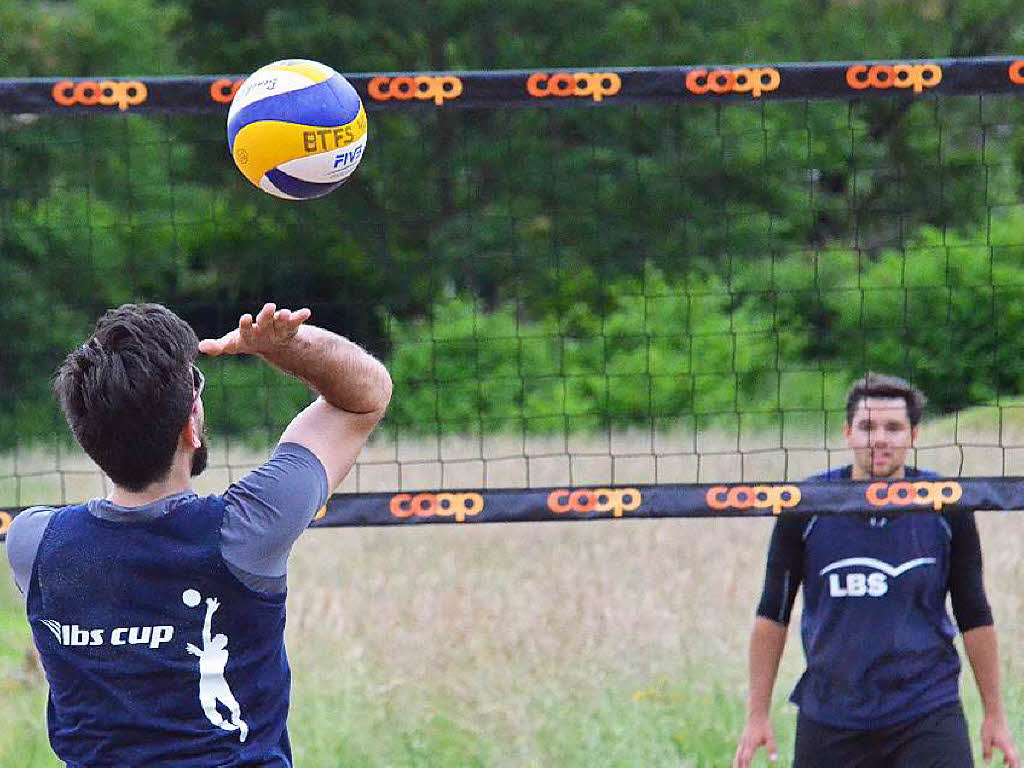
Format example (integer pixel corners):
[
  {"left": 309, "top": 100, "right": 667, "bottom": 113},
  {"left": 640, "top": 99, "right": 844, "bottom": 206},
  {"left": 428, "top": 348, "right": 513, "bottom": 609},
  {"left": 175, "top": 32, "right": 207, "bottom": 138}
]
[
  {"left": 2, "top": 586, "right": 1022, "bottom": 766},
  {"left": 0, "top": 574, "right": 55, "bottom": 768}
]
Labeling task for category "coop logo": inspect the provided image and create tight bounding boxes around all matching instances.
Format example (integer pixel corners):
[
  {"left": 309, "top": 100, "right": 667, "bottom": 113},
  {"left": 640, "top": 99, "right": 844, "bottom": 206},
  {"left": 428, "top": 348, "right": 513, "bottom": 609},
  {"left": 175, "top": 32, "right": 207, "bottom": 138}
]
[
  {"left": 0, "top": 511, "right": 11, "bottom": 536},
  {"left": 866, "top": 480, "right": 962, "bottom": 511},
  {"left": 685, "top": 67, "right": 780, "bottom": 99},
  {"left": 38, "top": 619, "right": 174, "bottom": 649},
  {"left": 526, "top": 72, "right": 622, "bottom": 102},
  {"left": 52, "top": 80, "right": 148, "bottom": 111},
  {"left": 820, "top": 556, "right": 936, "bottom": 598},
  {"left": 389, "top": 492, "right": 484, "bottom": 522},
  {"left": 368, "top": 76, "right": 463, "bottom": 105},
  {"left": 210, "top": 78, "right": 245, "bottom": 104},
  {"left": 846, "top": 63, "right": 942, "bottom": 94},
  {"left": 1010, "top": 61, "right": 1024, "bottom": 85},
  {"left": 547, "top": 487, "right": 642, "bottom": 517},
  {"left": 705, "top": 484, "right": 801, "bottom": 515}
]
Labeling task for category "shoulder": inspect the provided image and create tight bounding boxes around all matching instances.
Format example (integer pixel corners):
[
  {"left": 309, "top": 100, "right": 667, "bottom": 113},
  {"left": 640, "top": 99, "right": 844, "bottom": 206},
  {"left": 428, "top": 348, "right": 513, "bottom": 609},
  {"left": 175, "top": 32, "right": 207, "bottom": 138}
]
[
  {"left": 940, "top": 506, "right": 978, "bottom": 539},
  {"left": 219, "top": 442, "right": 329, "bottom": 573},
  {"left": 7, "top": 505, "right": 57, "bottom": 545},
  {"left": 771, "top": 509, "right": 812, "bottom": 541},
  {"left": 905, "top": 467, "right": 940, "bottom": 479},
  {"left": 6, "top": 506, "right": 59, "bottom": 593},
  {"left": 804, "top": 466, "right": 852, "bottom": 482},
  {"left": 222, "top": 442, "right": 328, "bottom": 516},
  {"left": 224, "top": 441, "right": 327, "bottom": 497}
]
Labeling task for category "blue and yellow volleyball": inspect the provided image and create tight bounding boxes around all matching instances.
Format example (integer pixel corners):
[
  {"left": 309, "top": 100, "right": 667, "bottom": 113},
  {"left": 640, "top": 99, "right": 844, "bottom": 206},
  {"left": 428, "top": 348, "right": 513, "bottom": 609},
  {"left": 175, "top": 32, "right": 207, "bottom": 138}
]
[{"left": 227, "top": 59, "right": 367, "bottom": 200}]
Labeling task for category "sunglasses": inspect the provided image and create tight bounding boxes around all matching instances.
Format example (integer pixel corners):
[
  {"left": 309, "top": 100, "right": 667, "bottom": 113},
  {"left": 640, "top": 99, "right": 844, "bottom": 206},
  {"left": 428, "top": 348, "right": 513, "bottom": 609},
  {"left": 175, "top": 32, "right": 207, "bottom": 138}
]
[{"left": 191, "top": 363, "right": 205, "bottom": 399}]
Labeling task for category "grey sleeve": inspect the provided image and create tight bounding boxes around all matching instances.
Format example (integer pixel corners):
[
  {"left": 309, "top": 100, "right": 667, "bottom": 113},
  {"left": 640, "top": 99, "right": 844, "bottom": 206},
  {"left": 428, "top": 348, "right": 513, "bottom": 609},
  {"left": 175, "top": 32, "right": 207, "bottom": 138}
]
[
  {"left": 220, "top": 442, "right": 329, "bottom": 580},
  {"left": 5, "top": 506, "right": 56, "bottom": 597}
]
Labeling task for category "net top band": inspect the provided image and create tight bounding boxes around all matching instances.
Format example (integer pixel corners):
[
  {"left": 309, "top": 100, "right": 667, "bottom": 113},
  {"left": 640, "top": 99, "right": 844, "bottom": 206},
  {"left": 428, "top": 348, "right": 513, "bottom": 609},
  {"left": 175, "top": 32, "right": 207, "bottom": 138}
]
[
  {"left": 1, "top": 56, "right": 1022, "bottom": 114},
  {"left": 2, "top": 476, "right": 1021, "bottom": 539}
]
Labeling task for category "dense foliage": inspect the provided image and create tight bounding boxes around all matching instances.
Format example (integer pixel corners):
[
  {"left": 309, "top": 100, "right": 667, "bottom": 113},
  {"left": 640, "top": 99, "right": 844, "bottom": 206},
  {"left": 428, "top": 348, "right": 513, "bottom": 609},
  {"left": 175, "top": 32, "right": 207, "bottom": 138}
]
[{"left": 2, "top": 0, "right": 1023, "bottom": 444}]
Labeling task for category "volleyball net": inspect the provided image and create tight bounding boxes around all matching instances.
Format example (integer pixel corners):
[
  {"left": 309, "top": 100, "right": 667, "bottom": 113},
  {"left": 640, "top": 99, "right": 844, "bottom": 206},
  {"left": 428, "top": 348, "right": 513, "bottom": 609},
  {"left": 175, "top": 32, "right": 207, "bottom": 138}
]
[{"left": 2, "top": 57, "right": 1024, "bottom": 531}]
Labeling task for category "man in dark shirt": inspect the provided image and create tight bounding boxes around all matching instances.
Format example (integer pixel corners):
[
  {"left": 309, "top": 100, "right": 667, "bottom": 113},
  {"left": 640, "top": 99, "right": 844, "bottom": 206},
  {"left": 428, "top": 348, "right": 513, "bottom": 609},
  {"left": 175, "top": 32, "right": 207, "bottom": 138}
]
[
  {"left": 733, "top": 373, "right": 1019, "bottom": 768},
  {"left": 5, "top": 302, "right": 392, "bottom": 767}
]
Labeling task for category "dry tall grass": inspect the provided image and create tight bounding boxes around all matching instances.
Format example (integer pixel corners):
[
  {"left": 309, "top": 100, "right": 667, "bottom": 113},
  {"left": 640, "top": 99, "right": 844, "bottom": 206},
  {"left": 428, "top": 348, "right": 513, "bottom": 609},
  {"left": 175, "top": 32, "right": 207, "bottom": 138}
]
[{"left": 2, "top": 415, "right": 1023, "bottom": 765}]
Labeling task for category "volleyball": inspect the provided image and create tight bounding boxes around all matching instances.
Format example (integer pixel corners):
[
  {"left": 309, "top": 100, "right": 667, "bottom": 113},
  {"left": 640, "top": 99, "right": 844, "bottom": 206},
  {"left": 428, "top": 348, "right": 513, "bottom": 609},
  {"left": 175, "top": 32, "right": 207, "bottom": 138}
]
[{"left": 226, "top": 59, "right": 367, "bottom": 200}]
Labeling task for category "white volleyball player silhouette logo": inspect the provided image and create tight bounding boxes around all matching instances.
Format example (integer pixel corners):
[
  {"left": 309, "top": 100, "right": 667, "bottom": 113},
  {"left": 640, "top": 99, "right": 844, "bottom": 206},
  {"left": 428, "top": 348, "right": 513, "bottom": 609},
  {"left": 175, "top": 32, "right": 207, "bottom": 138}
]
[{"left": 183, "top": 591, "right": 248, "bottom": 743}]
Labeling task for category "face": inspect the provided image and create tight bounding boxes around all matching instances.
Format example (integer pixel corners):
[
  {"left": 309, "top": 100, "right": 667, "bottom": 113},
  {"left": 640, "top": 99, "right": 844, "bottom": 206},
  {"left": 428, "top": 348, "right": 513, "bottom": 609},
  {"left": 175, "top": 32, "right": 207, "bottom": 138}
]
[{"left": 844, "top": 396, "right": 916, "bottom": 479}]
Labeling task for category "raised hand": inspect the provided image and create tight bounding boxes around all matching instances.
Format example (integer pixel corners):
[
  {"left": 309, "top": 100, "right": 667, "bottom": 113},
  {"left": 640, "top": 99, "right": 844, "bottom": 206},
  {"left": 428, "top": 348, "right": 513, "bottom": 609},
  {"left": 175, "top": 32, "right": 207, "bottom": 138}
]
[{"left": 199, "top": 303, "right": 311, "bottom": 358}]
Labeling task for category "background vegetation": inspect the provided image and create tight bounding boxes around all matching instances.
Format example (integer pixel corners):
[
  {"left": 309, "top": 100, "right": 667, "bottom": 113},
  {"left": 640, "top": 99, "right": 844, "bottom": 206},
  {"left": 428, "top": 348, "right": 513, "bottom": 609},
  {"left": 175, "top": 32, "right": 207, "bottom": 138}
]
[{"left": 2, "top": 0, "right": 1024, "bottom": 447}]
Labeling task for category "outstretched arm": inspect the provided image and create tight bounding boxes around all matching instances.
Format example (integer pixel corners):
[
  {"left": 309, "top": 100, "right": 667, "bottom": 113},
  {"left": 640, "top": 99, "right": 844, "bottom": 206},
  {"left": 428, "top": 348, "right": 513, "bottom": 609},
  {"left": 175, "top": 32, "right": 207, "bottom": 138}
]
[
  {"left": 202, "top": 598, "right": 219, "bottom": 644},
  {"left": 200, "top": 304, "right": 392, "bottom": 492}
]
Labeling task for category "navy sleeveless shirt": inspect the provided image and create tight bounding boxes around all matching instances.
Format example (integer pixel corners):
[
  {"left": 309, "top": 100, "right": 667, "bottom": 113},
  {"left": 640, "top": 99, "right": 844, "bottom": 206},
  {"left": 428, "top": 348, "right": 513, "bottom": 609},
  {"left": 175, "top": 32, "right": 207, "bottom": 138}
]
[
  {"left": 792, "top": 468, "right": 961, "bottom": 728},
  {"left": 26, "top": 495, "right": 292, "bottom": 766}
]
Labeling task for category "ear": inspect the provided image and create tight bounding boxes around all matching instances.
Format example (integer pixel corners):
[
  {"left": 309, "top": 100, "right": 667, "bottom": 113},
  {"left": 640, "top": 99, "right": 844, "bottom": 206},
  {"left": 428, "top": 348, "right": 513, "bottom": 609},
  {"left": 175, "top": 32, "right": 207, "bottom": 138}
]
[
  {"left": 181, "top": 409, "right": 202, "bottom": 450},
  {"left": 910, "top": 425, "right": 918, "bottom": 446},
  {"left": 842, "top": 422, "right": 852, "bottom": 443}
]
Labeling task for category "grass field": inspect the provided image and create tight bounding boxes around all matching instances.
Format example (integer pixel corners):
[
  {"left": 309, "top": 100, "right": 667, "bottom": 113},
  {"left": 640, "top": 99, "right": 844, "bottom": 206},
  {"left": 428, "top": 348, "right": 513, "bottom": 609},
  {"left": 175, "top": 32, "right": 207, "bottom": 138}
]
[{"left": 2, "top": 417, "right": 1023, "bottom": 766}]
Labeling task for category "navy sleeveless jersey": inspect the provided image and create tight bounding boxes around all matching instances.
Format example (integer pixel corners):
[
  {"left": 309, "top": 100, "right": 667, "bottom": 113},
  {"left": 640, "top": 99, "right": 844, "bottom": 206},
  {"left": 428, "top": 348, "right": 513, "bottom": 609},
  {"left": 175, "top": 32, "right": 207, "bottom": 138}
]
[
  {"left": 792, "top": 468, "right": 961, "bottom": 729},
  {"left": 26, "top": 495, "right": 292, "bottom": 766}
]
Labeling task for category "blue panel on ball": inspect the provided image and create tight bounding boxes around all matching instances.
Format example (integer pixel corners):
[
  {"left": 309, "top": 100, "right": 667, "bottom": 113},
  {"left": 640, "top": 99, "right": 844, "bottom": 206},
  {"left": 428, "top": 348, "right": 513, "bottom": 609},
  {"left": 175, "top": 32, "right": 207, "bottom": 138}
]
[
  {"left": 227, "top": 75, "right": 361, "bottom": 149},
  {"left": 265, "top": 168, "right": 344, "bottom": 199}
]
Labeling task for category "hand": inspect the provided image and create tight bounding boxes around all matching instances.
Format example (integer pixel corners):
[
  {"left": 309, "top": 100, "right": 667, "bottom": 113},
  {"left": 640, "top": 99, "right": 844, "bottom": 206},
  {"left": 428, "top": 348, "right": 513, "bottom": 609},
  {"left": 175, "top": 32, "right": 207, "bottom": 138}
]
[
  {"left": 199, "top": 303, "right": 311, "bottom": 357},
  {"left": 206, "top": 597, "right": 220, "bottom": 612},
  {"left": 186, "top": 643, "right": 201, "bottom": 657},
  {"left": 733, "top": 714, "right": 778, "bottom": 768},
  {"left": 982, "top": 713, "right": 1020, "bottom": 768}
]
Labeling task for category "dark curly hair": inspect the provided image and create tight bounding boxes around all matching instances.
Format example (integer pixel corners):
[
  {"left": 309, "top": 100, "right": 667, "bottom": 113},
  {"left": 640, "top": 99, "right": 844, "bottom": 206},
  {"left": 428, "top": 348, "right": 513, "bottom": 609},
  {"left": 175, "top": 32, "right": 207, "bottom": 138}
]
[
  {"left": 54, "top": 304, "right": 199, "bottom": 491},
  {"left": 845, "top": 372, "right": 927, "bottom": 428}
]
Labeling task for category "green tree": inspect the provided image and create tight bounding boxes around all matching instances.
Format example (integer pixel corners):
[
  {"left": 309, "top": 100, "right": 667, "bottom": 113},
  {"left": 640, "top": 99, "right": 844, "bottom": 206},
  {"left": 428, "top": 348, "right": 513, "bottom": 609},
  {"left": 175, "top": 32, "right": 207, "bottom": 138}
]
[{"left": 3, "top": 0, "right": 1024, "bottom": 445}]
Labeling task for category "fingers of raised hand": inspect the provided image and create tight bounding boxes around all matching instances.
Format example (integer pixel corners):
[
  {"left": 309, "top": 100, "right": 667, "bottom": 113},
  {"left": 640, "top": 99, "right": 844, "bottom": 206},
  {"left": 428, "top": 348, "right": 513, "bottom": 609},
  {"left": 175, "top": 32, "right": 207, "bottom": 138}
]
[
  {"left": 251, "top": 304, "right": 306, "bottom": 343},
  {"left": 250, "top": 303, "right": 309, "bottom": 345},
  {"left": 198, "top": 329, "right": 240, "bottom": 356},
  {"left": 238, "top": 312, "right": 257, "bottom": 348},
  {"left": 273, "top": 306, "right": 311, "bottom": 340},
  {"left": 255, "top": 303, "right": 277, "bottom": 328},
  {"left": 204, "top": 305, "right": 307, "bottom": 356}
]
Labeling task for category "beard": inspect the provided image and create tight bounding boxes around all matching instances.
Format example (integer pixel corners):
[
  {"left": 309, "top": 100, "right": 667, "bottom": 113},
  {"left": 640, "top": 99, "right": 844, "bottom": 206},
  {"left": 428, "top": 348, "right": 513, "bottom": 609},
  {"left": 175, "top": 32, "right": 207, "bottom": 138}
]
[{"left": 191, "top": 433, "right": 209, "bottom": 477}]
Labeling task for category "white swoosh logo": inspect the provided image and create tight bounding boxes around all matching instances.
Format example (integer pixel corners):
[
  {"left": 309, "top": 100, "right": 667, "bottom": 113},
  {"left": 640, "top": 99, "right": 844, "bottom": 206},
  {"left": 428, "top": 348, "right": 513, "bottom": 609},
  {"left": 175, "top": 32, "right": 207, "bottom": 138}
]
[
  {"left": 819, "top": 557, "right": 937, "bottom": 578},
  {"left": 40, "top": 619, "right": 63, "bottom": 641}
]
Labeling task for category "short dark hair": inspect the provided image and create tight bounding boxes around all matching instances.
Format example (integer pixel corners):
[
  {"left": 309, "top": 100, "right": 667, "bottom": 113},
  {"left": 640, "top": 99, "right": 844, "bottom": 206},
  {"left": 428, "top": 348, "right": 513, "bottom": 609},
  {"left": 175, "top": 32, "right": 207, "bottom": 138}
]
[
  {"left": 54, "top": 303, "right": 199, "bottom": 491},
  {"left": 845, "top": 372, "right": 927, "bottom": 427}
]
